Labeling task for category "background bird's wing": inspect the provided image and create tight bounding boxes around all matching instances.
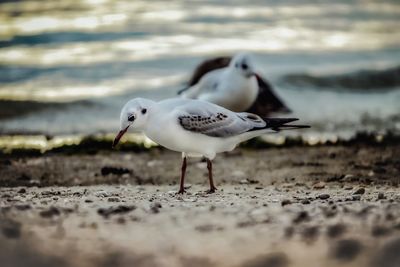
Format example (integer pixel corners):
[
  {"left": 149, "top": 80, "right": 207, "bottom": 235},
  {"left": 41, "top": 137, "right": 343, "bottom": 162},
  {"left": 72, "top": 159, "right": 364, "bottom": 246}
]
[
  {"left": 187, "top": 57, "right": 231, "bottom": 86},
  {"left": 179, "top": 69, "right": 224, "bottom": 98},
  {"left": 245, "top": 75, "right": 291, "bottom": 116},
  {"left": 177, "top": 102, "right": 266, "bottom": 137}
]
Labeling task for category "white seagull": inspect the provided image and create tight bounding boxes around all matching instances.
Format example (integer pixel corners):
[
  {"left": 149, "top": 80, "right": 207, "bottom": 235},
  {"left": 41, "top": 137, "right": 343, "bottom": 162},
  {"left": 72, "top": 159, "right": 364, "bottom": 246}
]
[
  {"left": 113, "top": 98, "right": 309, "bottom": 194},
  {"left": 181, "top": 55, "right": 290, "bottom": 117},
  {"left": 178, "top": 53, "right": 259, "bottom": 112}
]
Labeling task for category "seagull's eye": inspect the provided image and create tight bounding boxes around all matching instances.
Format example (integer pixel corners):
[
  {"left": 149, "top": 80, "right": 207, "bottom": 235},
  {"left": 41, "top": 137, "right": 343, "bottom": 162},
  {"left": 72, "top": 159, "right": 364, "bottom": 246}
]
[
  {"left": 128, "top": 114, "right": 135, "bottom": 122},
  {"left": 241, "top": 63, "right": 248, "bottom": 70},
  {"left": 141, "top": 108, "right": 147, "bottom": 114}
]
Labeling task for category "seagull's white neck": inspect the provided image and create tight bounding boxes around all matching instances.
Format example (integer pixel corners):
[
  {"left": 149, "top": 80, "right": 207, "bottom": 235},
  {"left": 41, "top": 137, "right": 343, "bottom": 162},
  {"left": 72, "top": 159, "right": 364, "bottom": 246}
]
[
  {"left": 227, "top": 66, "right": 246, "bottom": 78},
  {"left": 141, "top": 100, "right": 158, "bottom": 131}
]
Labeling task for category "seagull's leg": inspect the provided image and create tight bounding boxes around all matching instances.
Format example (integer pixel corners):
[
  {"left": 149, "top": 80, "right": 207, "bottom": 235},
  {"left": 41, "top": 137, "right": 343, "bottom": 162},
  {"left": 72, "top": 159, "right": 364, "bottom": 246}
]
[
  {"left": 206, "top": 158, "right": 217, "bottom": 194},
  {"left": 178, "top": 156, "right": 187, "bottom": 194}
]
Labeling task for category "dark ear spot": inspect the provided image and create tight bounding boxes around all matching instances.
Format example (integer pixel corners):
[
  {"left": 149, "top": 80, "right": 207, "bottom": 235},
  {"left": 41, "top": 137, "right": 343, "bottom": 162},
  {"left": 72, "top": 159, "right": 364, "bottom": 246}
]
[
  {"left": 128, "top": 114, "right": 135, "bottom": 122},
  {"left": 141, "top": 108, "right": 147, "bottom": 114}
]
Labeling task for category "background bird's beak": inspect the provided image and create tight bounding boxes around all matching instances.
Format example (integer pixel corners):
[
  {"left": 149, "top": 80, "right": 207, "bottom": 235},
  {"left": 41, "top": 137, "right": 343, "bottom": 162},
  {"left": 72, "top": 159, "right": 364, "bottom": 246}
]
[
  {"left": 112, "top": 126, "right": 129, "bottom": 148},
  {"left": 248, "top": 72, "right": 257, "bottom": 78}
]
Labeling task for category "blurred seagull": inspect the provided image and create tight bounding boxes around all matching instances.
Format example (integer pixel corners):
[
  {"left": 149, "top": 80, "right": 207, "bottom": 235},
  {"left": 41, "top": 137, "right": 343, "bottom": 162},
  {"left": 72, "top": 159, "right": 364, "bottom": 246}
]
[
  {"left": 179, "top": 53, "right": 290, "bottom": 116},
  {"left": 112, "top": 98, "right": 309, "bottom": 194},
  {"left": 179, "top": 53, "right": 258, "bottom": 112}
]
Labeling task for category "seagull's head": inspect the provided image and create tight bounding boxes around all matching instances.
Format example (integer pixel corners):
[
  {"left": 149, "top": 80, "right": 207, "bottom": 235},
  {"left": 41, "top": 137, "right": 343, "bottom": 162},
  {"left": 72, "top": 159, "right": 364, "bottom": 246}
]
[
  {"left": 230, "top": 52, "right": 256, "bottom": 78},
  {"left": 112, "top": 98, "right": 154, "bottom": 148}
]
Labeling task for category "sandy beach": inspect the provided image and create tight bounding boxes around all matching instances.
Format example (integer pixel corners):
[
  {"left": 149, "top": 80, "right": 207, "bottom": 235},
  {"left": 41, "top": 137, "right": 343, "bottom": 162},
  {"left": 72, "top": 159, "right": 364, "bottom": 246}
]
[{"left": 1, "top": 144, "right": 399, "bottom": 267}]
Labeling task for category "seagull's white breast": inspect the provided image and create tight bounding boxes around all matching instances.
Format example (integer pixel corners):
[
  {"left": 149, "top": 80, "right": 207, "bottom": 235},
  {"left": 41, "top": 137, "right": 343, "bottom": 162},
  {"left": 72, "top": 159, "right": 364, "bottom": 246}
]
[
  {"left": 199, "top": 73, "right": 258, "bottom": 112},
  {"left": 144, "top": 107, "right": 236, "bottom": 159}
]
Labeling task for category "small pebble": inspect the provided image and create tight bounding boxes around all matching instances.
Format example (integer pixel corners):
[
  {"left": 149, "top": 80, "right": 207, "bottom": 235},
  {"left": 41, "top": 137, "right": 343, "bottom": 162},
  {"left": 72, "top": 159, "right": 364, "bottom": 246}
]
[
  {"left": 97, "top": 205, "right": 136, "bottom": 218},
  {"left": 150, "top": 202, "right": 162, "bottom": 213},
  {"left": 293, "top": 211, "right": 309, "bottom": 224},
  {"left": 371, "top": 225, "right": 391, "bottom": 237},
  {"left": 353, "top": 188, "right": 365, "bottom": 195},
  {"left": 39, "top": 207, "right": 60, "bottom": 218},
  {"left": 2, "top": 220, "right": 21, "bottom": 239},
  {"left": 17, "top": 188, "right": 26, "bottom": 194},
  {"left": 343, "top": 174, "right": 355, "bottom": 181},
  {"left": 95, "top": 191, "right": 111, "bottom": 198},
  {"left": 116, "top": 217, "right": 126, "bottom": 224},
  {"left": 281, "top": 199, "right": 292, "bottom": 206},
  {"left": 239, "top": 179, "right": 249, "bottom": 184},
  {"left": 15, "top": 204, "right": 31, "bottom": 211},
  {"left": 108, "top": 197, "right": 120, "bottom": 202},
  {"left": 313, "top": 181, "right": 326, "bottom": 189},
  {"left": 318, "top": 194, "right": 330, "bottom": 200},
  {"left": 327, "top": 223, "right": 347, "bottom": 238}
]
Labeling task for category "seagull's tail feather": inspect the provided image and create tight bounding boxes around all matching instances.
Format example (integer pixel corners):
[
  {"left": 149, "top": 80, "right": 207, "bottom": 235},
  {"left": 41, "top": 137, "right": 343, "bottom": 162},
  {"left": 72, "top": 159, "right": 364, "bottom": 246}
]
[{"left": 263, "top": 118, "right": 310, "bottom": 131}]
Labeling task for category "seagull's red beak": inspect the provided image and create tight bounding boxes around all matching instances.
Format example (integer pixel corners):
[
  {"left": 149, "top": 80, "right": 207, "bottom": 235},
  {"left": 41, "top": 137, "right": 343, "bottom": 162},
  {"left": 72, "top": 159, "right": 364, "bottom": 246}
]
[{"left": 112, "top": 126, "right": 129, "bottom": 148}]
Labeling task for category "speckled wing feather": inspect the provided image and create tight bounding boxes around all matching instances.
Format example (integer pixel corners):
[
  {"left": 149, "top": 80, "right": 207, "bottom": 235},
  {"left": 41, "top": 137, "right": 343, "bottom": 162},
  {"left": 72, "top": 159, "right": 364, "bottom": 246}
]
[{"left": 178, "top": 106, "right": 266, "bottom": 138}]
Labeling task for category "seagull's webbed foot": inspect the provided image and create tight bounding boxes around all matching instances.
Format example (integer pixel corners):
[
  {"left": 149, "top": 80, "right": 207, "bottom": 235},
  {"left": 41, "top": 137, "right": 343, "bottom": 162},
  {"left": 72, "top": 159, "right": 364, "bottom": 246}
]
[
  {"left": 176, "top": 188, "right": 186, "bottom": 195},
  {"left": 206, "top": 186, "right": 217, "bottom": 194}
]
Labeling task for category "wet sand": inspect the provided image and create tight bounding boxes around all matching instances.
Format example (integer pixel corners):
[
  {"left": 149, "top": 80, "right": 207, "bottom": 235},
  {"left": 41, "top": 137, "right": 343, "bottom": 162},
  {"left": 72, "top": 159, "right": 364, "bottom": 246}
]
[{"left": 1, "top": 144, "right": 400, "bottom": 267}]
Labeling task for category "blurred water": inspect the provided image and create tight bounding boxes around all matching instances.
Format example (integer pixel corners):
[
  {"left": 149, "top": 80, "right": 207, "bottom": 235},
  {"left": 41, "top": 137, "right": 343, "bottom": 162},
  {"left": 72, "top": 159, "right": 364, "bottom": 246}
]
[{"left": 0, "top": 0, "right": 399, "bottom": 137}]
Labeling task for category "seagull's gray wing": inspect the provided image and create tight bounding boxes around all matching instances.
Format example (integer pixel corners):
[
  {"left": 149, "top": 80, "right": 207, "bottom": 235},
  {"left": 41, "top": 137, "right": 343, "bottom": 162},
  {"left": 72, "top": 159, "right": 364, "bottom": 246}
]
[
  {"left": 179, "top": 69, "right": 223, "bottom": 98},
  {"left": 177, "top": 102, "right": 266, "bottom": 137}
]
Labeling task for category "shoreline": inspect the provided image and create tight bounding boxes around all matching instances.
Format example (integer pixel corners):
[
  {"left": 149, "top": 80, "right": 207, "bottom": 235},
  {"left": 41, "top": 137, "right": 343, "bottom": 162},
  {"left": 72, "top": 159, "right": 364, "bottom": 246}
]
[{"left": 0, "top": 130, "right": 399, "bottom": 157}]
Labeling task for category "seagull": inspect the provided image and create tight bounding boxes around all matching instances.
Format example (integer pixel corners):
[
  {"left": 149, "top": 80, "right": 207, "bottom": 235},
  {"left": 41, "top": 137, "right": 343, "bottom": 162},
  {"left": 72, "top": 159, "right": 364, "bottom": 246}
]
[
  {"left": 112, "top": 97, "right": 309, "bottom": 194},
  {"left": 178, "top": 53, "right": 259, "bottom": 112},
  {"left": 178, "top": 53, "right": 290, "bottom": 116}
]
